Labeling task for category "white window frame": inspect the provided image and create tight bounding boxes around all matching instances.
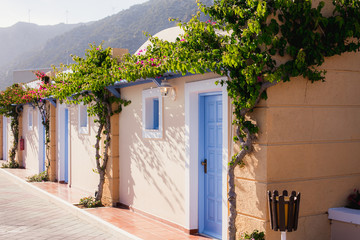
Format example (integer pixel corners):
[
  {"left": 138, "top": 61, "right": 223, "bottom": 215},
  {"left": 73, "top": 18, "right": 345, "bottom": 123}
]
[
  {"left": 142, "top": 88, "right": 163, "bottom": 139},
  {"left": 28, "top": 107, "right": 33, "bottom": 131},
  {"left": 78, "top": 104, "right": 89, "bottom": 134}
]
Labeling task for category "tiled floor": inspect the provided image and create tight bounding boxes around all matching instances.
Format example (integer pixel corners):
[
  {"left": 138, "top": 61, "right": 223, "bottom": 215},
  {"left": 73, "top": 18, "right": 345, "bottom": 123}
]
[
  {"left": 2, "top": 167, "right": 86, "bottom": 203},
  {"left": 0, "top": 164, "right": 212, "bottom": 240},
  {"left": 86, "top": 207, "right": 209, "bottom": 240},
  {"left": 0, "top": 168, "right": 118, "bottom": 240}
]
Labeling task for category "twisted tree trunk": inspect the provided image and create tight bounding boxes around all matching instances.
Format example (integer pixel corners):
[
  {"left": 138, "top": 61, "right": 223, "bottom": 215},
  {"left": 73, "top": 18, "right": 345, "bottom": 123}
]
[
  {"left": 228, "top": 81, "right": 278, "bottom": 240},
  {"left": 228, "top": 128, "right": 253, "bottom": 240},
  {"left": 9, "top": 113, "right": 20, "bottom": 166},
  {"left": 94, "top": 96, "right": 112, "bottom": 202},
  {"left": 35, "top": 102, "right": 50, "bottom": 175}
]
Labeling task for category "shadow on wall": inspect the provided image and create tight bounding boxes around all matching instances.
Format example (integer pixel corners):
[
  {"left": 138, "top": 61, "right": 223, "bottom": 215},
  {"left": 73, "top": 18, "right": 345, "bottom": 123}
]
[
  {"left": 234, "top": 143, "right": 266, "bottom": 239},
  {"left": 23, "top": 124, "right": 40, "bottom": 169},
  {"left": 68, "top": 106, "right": 98, "bottom": 186},
  {"left": 70, "top": 107, "right": 97, "bottom": 163},
  {"left": 126, "top": 109, "right": 185, "bottom": 214}
]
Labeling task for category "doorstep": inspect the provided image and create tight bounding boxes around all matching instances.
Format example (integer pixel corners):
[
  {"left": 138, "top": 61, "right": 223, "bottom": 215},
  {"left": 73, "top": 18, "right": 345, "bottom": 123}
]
[{"left": 0, "top": 165, "right": 212, "bottom": 240}]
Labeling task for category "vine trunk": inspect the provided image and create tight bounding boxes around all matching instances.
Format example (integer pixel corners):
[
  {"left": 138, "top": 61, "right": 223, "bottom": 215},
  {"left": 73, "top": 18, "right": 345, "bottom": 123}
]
[
  {"left": 94, "top": 96, "right": 112, "bottom": 202},
  {"left": 9, "top": 112, "right": 20, "bottom": 165},
  {"left": 36, "top": 102, "right": 50, "bottom": 176},
  {"left": 227, "top": 81, "right": 278, "bottom": 239}
]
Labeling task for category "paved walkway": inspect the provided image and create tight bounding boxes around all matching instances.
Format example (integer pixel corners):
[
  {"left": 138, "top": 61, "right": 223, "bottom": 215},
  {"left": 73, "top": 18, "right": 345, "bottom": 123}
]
[
  {"left": 0, "top": 165, "right": 211, "bottom": 240},
  {"left": 0, "top": 169, "right": 120, "bottom": 240}
]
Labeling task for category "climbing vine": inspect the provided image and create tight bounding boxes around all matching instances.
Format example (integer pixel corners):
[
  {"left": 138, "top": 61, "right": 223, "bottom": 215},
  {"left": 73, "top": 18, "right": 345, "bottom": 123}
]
[
  {"left": 0, "top": 73, "right": 53, "bottom": 170},
  {"left": 53, "top": 44, "right": 130, "bottom": 202},
  {"left": 0, "top": 84, "right": 27, "bottom": 168},
  {"left": 116, "top": 0, "right": 360, "bottom": 238},
  {"left": 7, "top": 110, "right": 21, "bottom": 168},
  {"left": 1, "top": 0, "right": 359, "bottom": 238},
  {"left": 23, "top": 71, "right": 53, "bottom": 177}
]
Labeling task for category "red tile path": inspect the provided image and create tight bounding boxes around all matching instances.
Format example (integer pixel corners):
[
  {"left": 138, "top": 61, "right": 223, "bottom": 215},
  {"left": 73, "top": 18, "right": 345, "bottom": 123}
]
[
  {"left": 0, "top": 164, "right": 212, "bottom": 240},
  {"left": 86, "top": 207, "right": 209, "bottom": 240}
]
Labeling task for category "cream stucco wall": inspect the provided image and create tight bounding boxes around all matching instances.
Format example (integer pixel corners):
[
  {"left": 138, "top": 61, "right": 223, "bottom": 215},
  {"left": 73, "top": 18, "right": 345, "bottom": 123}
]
[
  {"left": 235, "top": 51, "right": 360, "bottom": 240},
  {"left": 21, "top": 105, "right": 41, "bottom": 175},
  {"left": 119, "top": 73, "right": 219, "bottom": 229},
  {"left": 67, "top": 104, "right": 99, "bottom": 195}
]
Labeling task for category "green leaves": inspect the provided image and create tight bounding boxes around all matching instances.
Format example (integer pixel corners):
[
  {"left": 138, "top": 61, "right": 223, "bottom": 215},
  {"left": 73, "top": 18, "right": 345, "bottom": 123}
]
[
  {"left": 0, "top": 0, "right": 358, "bottom": 184},
  {"left": 177, "top": 0, "right": 360, "bottom": 167}
]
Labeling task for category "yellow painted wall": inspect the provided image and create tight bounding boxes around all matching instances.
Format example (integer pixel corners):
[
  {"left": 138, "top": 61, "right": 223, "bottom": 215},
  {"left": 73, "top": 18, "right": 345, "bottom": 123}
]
[{"left": 235, "top": 51, "right": 360, "bottom": 239}]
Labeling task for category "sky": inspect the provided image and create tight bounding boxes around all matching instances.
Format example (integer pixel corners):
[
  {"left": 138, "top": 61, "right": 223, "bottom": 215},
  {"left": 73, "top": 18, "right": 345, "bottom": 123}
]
[{"left": 0, "top": 0, "right": 149, "bottom": 28}]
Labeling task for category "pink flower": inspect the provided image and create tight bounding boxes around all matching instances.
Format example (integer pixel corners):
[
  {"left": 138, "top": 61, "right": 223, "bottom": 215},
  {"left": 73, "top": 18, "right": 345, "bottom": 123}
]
[{"left": 180, "top": 38, "right": 186, "bottom": 42}]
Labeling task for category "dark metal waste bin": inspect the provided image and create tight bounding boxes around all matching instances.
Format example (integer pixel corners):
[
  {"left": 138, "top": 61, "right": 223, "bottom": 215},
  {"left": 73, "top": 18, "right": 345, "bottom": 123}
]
[{"left": 268, "top": 190, "right": 301, "bottom": 239}]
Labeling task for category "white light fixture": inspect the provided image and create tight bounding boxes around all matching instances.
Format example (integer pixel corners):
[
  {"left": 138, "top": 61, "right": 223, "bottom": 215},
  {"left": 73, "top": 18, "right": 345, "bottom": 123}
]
[{"left": 159, "top": 78, "right": 176, "bottom": 100}]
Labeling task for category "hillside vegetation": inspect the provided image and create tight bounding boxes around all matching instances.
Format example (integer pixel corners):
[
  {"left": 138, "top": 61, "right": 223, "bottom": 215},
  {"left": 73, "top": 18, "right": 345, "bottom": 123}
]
[{"left": 0, "top": 0, "right": 212, "bottom": 89}]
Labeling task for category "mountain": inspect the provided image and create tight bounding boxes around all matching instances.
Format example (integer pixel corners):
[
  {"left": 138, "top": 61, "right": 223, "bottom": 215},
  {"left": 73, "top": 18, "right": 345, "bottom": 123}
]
[
  {"left": 0, "top": 22, "right": 80, "bottom": 69},
  {"left": 0, "top": 0, "right": 212, "bottom": 89}
]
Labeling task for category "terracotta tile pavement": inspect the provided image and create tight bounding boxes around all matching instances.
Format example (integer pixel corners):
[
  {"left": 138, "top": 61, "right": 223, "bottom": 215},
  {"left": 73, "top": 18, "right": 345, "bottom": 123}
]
[{"left": 0, "top": 164, "right": 213, "bottom": 240}]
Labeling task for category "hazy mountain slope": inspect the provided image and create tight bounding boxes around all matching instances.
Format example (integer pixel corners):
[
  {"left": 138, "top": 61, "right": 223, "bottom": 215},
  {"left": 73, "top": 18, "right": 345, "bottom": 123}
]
[
  {"left": 0, "top": 22, "right": 80, "bottom": 67},
  {"left": 0, "top": 0, "right": 212, "bottom": 89}
]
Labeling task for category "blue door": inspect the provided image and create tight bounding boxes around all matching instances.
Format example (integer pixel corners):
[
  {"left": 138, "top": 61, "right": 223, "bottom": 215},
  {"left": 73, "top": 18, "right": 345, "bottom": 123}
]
[
  {"left": 199, "top": 93, "right": 222, "bottom": 239},
  {"left": 42, "top": 123, "right": 46, "bottom": 172},
  {"left": 64, "top": 109, "right": 69, "bottom": 183},
  {"left": 3, "top": 117, "right": 7, "bottom": 161}
]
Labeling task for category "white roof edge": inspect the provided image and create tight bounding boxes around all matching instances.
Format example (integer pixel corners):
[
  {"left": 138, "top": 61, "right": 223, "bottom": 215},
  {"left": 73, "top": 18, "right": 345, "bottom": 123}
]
[{"left": 135, "top": 26, "right": 184, "bottom": 55}]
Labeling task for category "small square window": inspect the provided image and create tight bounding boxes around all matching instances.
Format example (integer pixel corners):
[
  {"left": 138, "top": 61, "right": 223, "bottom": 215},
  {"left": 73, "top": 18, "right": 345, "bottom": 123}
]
[
  {"left": 145, "top": 97, "right": 159, "bottom": 130},
  {"left": 79, "top": 104, "right": 89, "bottom": 134},
  {"left": 142, "top": 88, "right": 162, "bottom": 138},
  {"left": 28, "top": 108, "right": 33, "bottom": 131}
]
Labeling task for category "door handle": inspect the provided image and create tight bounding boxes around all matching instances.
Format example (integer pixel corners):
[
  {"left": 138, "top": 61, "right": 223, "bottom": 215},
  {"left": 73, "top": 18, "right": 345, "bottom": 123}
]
[{"left": 201, "top": 159, "right": 207, "bottom": 174}]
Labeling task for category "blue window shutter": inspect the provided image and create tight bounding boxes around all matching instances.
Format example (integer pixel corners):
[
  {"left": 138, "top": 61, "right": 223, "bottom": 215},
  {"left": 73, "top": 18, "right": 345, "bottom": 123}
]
[{"left": 153, "top": 98, "right": 159, "bottom": 130}]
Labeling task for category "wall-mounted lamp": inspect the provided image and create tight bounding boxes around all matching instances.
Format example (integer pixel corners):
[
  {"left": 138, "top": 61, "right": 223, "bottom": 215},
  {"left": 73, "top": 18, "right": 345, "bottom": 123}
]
[{"left": 159, "top": 79, "right": 176, "bottom": 100}]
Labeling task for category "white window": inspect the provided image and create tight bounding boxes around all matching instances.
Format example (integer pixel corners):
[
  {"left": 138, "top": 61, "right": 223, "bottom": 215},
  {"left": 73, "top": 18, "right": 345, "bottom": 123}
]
[
  {"left": 28, "top": 108, "right": 33, "bottom": 131},
  {"left": 142, "top": 88, "right": 163, "bottom": 139},
  {"left": 79, "top": 104, "right": 89, "bottom": 134}
]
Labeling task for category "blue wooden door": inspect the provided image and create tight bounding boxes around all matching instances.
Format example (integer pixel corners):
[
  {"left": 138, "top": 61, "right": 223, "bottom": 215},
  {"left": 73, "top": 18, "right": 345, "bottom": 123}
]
[
  {"left": 3, "top": 117, "right": 7, "bottom": 161},
  {"left": 42, "top": 123, "right": 46, "bottom": 172},
  {"left": 199, "top": 93, "right": 222, "bottom": 239},
  {"left": 64, "top": 109, "right": 69, "bottom": 183}
]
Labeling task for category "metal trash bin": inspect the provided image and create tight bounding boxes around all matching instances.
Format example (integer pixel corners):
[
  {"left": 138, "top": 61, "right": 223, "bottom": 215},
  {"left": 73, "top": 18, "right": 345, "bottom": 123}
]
[{"left": 268, "top": 190, "right": 301, "bottom": 240}]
